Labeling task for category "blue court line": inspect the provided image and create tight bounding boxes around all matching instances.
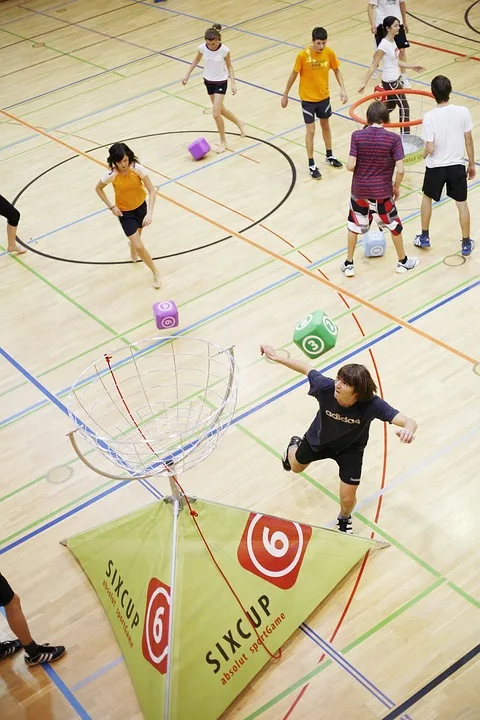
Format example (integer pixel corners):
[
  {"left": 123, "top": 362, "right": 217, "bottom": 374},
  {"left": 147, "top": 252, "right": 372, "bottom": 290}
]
[
  {"left": 43, "top": 664, "right": 92, "bottom": 720},
  {"left": 2, "top": 17, "right": 479, "bottom": 158},
  {"left": 70, "top": 655, "right": 124, "bottom": 692},
  {"left": 0, "top": 606, "right": 91, "bottom": 719},
  {"left": 1, "top": 277, "right": 478, "bottom": 555},
  {"left": 136, "top": 0, "right": 480, "bottom": 102},
  {"left": 300, "top": 624, "right": 411, "bottom": 719},
  {"left": 0, "top": 37, "right": 281, "bottom": 154}
]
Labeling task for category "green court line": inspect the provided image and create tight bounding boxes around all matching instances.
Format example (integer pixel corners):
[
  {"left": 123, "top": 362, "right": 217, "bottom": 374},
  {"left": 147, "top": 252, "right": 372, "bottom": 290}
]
[
  {"left": 0, "top": 478, "right": 116, "bottom": 547},
  {"left": 242, "top": 578, "right": 446, "bottom": 720},
  {"left": 0, "top": 26, "right": 126, "bottom": 78},
  {"left": 0, "top": 242, "right": 126, "bottom": 338},
  {"left": 234, "top": 421, "right": 479, "bottom": 609}
]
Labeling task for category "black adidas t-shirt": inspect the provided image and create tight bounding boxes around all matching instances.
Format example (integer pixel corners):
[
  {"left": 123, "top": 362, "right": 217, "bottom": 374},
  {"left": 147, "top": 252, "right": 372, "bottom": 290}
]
[{"left": 305, "top": 370, "right": 398, "bottom": 452}]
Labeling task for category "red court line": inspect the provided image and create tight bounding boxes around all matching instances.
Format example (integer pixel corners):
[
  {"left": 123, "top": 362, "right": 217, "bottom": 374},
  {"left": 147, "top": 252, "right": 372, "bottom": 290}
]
[
  {"left": 3, "top": 107, "right": 478, "bottom": 369},
  {"left": 409, "top": 39, "right": 480, "bottom": 62}
]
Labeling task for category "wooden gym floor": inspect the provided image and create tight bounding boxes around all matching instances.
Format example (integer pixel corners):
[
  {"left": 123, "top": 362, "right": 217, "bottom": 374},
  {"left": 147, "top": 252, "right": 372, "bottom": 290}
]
[{"left": 0, "top": 0, "right": 479, "bottom": 718}]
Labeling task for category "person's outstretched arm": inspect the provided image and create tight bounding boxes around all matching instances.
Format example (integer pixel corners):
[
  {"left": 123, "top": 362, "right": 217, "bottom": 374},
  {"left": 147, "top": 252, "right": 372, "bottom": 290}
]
[{"left": 260, "top": 344, "right": 312, "bottom": 375}]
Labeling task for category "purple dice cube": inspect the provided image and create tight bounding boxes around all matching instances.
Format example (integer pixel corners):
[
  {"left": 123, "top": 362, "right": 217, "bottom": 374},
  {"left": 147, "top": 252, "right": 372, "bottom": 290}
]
[
  {"left": 153, "top": 300, "right": 179, "bottom": 330},
  {"left": 188, "top": 137, "right": 211, "bottom": 161}
]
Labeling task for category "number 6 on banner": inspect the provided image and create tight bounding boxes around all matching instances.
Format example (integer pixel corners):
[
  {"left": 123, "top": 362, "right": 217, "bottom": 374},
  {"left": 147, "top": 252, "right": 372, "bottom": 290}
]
[
  {"left": 237, "top": 513, "right": 312, "bottom": 590},
  {"left": 142, "top": 578, "right": 171, "bottom": 674}
]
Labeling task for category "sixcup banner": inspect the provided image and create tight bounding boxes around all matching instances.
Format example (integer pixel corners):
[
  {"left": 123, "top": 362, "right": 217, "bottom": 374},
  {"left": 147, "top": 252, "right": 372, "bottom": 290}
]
[{"left": 67, "top": 499, "right": 377, "bottom": 719}]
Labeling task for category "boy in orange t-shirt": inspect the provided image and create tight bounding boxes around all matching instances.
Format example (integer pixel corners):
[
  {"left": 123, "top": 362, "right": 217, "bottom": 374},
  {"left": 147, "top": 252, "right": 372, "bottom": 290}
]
[{"left": 281, "top": 27, "right": 348, "bottom": 179}]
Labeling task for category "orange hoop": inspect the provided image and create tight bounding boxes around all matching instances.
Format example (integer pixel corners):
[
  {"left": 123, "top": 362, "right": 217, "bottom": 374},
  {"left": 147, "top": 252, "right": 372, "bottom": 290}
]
[{"left": 349, "top": 89, "right": 434, "bottom": 128}]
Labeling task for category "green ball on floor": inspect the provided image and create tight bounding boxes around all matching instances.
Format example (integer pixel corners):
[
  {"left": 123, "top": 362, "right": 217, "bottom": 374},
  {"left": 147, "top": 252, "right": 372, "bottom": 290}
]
[{"left": 293, "top": 310, "right": 338, "bottom": 358}]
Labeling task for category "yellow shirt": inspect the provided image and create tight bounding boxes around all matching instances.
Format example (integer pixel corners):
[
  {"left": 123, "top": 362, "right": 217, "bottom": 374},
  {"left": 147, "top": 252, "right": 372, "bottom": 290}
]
[
  {"left": 101, "top": 163, "right": 147, "bottom": 211},
  {"left": 293, "top": 46, "right": 340, "bottom": 102}
]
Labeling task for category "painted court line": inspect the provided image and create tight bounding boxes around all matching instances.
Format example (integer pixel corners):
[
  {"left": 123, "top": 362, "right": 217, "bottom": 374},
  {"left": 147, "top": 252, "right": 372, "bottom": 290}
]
[
  {"left": 300, "top": 624, "right": 411, "bottom": 718},
  {"left": 381, "top": 643, "right": 480, "bottom": 719},
  {"left": 1, "top": 107, "right": 478, "bottom": 368}
]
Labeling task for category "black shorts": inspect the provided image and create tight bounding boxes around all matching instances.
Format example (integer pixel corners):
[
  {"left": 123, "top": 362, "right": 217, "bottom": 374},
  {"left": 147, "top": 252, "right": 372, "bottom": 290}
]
[
  {"left": 295, "top": 436, "right": 363, "bottom": 485},
  {"left": 422, "top": 165, "right": 468, "bottom": 203},
  {"left": 375, "top": 24, "right": 409, "bottom": 49},
  {"left": 204, "top": 79, "right": 227, "bottom": 95},
  {"left": 301, "top": 98, "right": 332, "bottom": 124},
  {"left": 0, "top": 193, "right": 20, "bottom": 226},
  {"left": 0, "top": 573, "right": 14, "bottom": 606},
  {"left": 118, "top": 201, "right": 147, "bottom": 238}
]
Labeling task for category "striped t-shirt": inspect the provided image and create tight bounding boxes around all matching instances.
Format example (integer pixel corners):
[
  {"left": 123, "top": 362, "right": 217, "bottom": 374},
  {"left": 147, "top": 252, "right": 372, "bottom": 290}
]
[{"left": 349, "top": 125, "right": 404, "bottom": 200}]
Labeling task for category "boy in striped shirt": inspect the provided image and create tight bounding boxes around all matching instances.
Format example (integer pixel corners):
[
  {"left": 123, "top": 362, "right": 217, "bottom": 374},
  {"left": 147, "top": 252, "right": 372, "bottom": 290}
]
[{"left": 341, "top": 100, "right": 418, "bottom": 276}]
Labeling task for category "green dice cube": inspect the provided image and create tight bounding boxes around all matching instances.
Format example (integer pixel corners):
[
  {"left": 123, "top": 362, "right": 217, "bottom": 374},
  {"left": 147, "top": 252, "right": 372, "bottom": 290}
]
[{"left": 293, "top": 310, "right": 338, "bottom": 359}]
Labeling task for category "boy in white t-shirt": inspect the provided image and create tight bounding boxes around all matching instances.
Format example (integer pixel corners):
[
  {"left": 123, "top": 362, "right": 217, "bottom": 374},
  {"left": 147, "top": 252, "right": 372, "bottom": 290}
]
[
  {"left": 367, "top": 0, "right": 411, "bottom": 86},
  {"left": 414, "top": 76, "right": 476, "bottom": 257}
]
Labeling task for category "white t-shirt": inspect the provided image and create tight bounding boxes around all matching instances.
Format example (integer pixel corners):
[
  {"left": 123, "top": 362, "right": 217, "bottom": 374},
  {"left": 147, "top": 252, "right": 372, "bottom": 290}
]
[
  {"left": 422, "top": 104, "right": 474, "bottom": 168},
  {"left": 198, "top": 42, "right": 229, "bottom": 82},
  {"left": 378, "top": 38, "right": 400, "bottom": 82},
  {"left": 369, "top": 0, "right": 404, "bottom": 26}
]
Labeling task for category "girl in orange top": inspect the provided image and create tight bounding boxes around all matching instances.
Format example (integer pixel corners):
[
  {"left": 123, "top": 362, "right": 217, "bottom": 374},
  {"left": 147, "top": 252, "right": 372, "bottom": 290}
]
[{"left": 96, "top": 143, "right": 160, "bottom": 288}]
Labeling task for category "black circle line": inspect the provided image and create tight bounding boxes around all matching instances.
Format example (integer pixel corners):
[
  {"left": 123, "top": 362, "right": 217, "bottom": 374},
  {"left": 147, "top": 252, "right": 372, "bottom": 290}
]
[
  {"left": 13, "top": 131, "right": 296, "bottom": 265},
  {"left": 465, "top": 0, "right": 480, "bottom": 35},
  {"left": 406, "top": 8, "right": 480, "bottom": 45}
]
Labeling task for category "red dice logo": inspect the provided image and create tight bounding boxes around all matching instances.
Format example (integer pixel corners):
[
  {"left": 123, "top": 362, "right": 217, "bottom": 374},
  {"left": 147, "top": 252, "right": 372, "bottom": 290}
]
[
  {"left": 237, "top": 513, "right": 312, "bottom": 590},
  {"left": 142, "top": 578, "right": 170, "bottom": 674}
]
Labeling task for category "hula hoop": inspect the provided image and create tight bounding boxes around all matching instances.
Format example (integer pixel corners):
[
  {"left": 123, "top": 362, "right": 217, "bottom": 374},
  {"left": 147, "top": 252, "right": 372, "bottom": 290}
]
[{"left": 349, "top": 89, "right": 434, "bottom": 128}]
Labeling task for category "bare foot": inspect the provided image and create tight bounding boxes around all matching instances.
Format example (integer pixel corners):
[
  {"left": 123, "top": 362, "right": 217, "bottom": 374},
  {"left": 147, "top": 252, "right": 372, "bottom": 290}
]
[
  {"left": 8, "top": 244, "right": 27, "bottom": 255},
  {"left": 152, "top": 274, "right": 161, "bottom": 289},
  {"left": 215, "top": 143, "right": 226, "bottom": 154},
  {"left": 237, "top": 121, "right": 246, "bottom": 138}
]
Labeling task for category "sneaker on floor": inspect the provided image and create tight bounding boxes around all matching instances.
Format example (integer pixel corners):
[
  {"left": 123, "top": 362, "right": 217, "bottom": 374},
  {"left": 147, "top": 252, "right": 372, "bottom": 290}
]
[
  {"left": 0, "top": 639, "right": 22, "bottom": 660},
  {"left": 325, "top": 155, "right": 342, "bottom": 168},
  {"left": 341, "top": 260, "right": 355, "bottom": 278},
  {"left": 413, "top": 234, "right": 431, "bottom": 249},
  {"left": 396, "top": 256, "right": 419, "bottom": 274},
  {"left": 309, "top": 164, "right": 322, "bottom": 179},
  {"left": 25, "top": 644, "right": 66, "bottom": 666},
  {"left": 461, "top": 238, "right": 475, "bottom": 257},
  {"left": 400, "top": 75, "right": 412, "bottom": 88},
  {"left": 336, "top": 516, "right": 353, "bottom": 534},
  {"left": 282, "top": 436, "right": 301, "bottom": 471}
]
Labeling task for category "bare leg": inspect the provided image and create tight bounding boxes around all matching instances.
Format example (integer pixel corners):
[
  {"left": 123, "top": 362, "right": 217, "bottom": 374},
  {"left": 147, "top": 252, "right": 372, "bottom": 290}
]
[
  {"left": 7, "top": 224, "right": 26, "bottom": 254},
  {"left": 221, "top": 105, "right": 245, "bottom": 137},
  {"left": 210, "top": 94, "right": 227, "bottom": 152},
  {"left": 390, "top": 231, "right": 407, "bottom": 260},
  {"left": 319, "top": 118, "right": 332, "bottom": 153},
  {"left": 129, "top": 230, "right": 160, "bottom": 287},
  {"left": 339, "top": 481, "right": 358, "bottom": 518},
  {"left": 305, "top": 123, "right": 315, "bottom": 159},
  {"left": 421, "top": 194, "right": 433, "bottom": 231},
  {"left": 456, "top": 200, "right": 471, "bottom": 238},
  {"left": 4, "top": 594, "right": 34, "bottom": 646},
  {"left": 347, "top": 230, "right": 360, "bottom": 262}
]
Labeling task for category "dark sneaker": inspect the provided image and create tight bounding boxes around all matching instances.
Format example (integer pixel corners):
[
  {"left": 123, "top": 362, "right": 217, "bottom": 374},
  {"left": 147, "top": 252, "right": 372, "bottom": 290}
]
[
  {"left": 336, "top": 516, "right": 353, "bottom": 534},
  {"left": 461, "top": 239, "right": 475, "bottom": 257},
  {"left": 309, "top": 164, "right": 322, "bottom": 179},
  {"left": 413, "top": 234, "right": 431, "bottom": 249},
  {"left": 25, "top": 644, "right": 66, "bottom": 666},
  {"left": 325, "top": 155, "right": 342, "bottom": 168},
  {"left": 282, "top": 436, "right": 301, "bottom": 471},
  {"left": 0, "top": 639, "right": 22, "bottom": 660}
]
